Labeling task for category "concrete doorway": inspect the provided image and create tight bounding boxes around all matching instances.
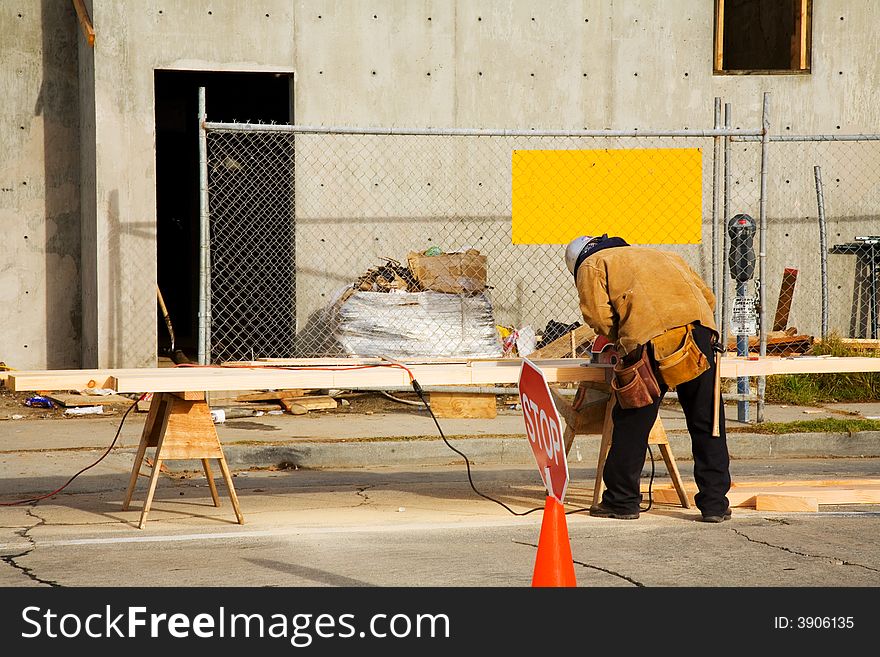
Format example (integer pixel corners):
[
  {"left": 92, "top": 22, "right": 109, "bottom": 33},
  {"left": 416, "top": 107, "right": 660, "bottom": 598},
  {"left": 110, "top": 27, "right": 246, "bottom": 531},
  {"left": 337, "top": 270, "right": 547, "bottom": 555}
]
[{"left": 154, "top": 70, "right": 291, "bottom": 362}]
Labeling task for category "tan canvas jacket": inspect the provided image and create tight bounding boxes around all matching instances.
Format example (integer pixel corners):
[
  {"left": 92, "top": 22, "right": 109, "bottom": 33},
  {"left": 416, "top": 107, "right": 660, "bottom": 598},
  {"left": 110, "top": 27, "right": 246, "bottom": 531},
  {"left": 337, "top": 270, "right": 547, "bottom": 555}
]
[{"left": 575, "top": 245, "right": 717, "bottom": 356}]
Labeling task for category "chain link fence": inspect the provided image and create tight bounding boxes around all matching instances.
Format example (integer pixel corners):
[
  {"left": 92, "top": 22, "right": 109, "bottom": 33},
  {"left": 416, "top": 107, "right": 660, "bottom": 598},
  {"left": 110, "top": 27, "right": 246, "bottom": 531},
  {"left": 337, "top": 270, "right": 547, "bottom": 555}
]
[
  {"left": 204, "top": 118, "right": 880, "bottom": 374},
  {"left": 756, "top": 136, "right": 880, "bottom": 342},
  {"left": 202, "top": 125, "right": 766, "bottom": 365}
]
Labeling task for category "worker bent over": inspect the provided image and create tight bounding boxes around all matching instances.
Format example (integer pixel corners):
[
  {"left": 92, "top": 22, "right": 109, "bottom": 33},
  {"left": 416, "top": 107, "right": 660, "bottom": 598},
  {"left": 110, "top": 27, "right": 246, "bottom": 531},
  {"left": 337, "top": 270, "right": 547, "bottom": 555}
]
[{"left": 565, "top": 235, "right": 732, "bottom": 523}]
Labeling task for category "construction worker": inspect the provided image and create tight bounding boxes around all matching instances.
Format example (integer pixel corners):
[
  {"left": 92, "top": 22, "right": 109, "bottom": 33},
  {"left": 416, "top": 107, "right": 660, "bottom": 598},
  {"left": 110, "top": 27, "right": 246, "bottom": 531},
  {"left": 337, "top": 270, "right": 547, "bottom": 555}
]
[{"left": 565, "top": 234, "right": 732, "bottom": 522}]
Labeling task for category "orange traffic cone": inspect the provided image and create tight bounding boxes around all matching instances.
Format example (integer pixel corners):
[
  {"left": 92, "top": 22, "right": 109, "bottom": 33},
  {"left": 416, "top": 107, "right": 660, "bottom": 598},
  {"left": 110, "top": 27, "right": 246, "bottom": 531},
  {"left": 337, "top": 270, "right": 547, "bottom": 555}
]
[{"left": 532, "top": 496, "right": 577, "bottom": 587}]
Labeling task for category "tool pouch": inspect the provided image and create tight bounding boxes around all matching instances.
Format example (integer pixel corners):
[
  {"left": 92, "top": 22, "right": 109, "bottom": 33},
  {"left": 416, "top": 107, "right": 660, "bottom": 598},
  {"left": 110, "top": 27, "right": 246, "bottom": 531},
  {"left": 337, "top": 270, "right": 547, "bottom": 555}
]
[
  {"left": 652, "top": 324, "right": 709, "bottom": 389},
  {"left": 611, "top": 346, "right": 661, "bottom": 409}
]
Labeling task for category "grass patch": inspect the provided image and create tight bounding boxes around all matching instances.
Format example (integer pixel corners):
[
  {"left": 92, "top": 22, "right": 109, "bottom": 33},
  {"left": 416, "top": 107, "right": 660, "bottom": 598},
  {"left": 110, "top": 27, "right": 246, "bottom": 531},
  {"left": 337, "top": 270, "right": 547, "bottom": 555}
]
[
  {"left": 763, "top": 333, "right": 880, "bottom": 404},
  {"left": 730, "top": 417, "right": 880, "bottom": 434}
]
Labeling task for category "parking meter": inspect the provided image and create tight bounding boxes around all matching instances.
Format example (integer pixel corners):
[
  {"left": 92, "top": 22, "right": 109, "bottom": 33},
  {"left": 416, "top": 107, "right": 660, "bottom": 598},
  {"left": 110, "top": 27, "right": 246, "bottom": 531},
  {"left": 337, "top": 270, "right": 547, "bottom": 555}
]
[
  {"left": 728, "top": 213, "right": 757, "bottom": 423},
  {"left": 728, "top": 213, "right": 757, "bottom": 282}
]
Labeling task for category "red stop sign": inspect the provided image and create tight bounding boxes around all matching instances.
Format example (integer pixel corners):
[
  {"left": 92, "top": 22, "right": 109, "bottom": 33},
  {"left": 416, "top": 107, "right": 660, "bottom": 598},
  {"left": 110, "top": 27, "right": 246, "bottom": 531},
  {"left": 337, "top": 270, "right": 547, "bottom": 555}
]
[{"left": 518, "top": 358, "right": 569, "bottom": 503}]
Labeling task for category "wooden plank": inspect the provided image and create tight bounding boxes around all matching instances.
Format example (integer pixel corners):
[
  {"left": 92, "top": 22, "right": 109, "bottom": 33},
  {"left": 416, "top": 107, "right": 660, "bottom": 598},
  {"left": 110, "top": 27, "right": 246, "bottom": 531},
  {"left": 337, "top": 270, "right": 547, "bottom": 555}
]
[
  {"left": 800, "top": 0, "right": 810, "bottom": 70},
  {"left": 755, "top": 494, "right": 818, "bottom": 512},
  {"left": 11, "top": 354, "right": 880, "bottom": 396},
  {"left": 429, "top": 392, "right": 497, "bottom": 419},
  {"left": 280, "top": 395, "right": 338, "bottom": 411},
  {"left": 772, "top": 268, "right": 799, "bottom": 331},
  {"left": 714, "top": 0, "right": 724, "bottom": 71},
  {"left": 153, "top": 399, "right": 224, "bottom": 460},
  {"left": 651, "top": 479, "right": 880, "bottom": 508},
  {"left": 6, "top": 369, "right": 135, "bottom": 391},
  {"left": 45, "top": 393, "right": 133, "bottom": 407},
  {"left": 82, "top": 360, "right": 607, "bottom": 393},
  {"left": 235, "top": 390, "right": 308, "bottom": 402},
  {"left": 527, "top": 324, "right": 596, "bottom": 360},
  {"left": 719, "top": 355, "right": 880, "bottom": 378}
]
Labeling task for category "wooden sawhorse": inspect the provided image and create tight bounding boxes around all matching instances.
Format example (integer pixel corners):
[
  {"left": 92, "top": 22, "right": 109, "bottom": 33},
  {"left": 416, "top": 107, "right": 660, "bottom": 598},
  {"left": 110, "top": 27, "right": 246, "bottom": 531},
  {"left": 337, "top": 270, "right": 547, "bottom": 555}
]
[
  {"left": 122, "top": 392, "right": 244, "bottom": 529},
  {"left": 551, "top": 381, "right": 691, "bottom": 509}
]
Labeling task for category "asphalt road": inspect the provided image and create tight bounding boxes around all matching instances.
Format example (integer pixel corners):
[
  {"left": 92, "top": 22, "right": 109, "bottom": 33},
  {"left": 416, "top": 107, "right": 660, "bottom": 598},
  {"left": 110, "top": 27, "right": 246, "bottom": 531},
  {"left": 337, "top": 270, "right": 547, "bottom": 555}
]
[{"left": 1, "top": 459, "right": 878, "bottom": 588}]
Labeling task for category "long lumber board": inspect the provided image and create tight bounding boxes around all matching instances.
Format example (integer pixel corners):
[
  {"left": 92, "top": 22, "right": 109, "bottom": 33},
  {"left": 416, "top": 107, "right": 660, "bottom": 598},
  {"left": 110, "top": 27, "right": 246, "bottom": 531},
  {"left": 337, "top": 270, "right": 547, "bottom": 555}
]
[
  {"left": 720, "top": 355, "right": 880, "bottom": 377},
  {"left": 202, "top": 355, "right": 880, "bottom": 378},
  {"left": 8, "top": 359, "right": 604, "bottom": 393},
  {"left": 9, "top": 356, "right": 880, "bottom": 395}
]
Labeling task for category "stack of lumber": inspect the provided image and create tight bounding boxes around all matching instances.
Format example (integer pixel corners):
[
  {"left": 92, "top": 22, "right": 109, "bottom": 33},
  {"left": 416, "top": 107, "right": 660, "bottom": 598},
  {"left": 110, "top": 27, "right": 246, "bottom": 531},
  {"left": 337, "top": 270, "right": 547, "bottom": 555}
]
[
  {"left": 726, "top": 327, "right": 814, "bottom": 356},
  {"left": 234, "top": 389, "right": 338, "bottom": 415},
  {"left": 650, "top": 478, "right": 880, "bottom": 511}
]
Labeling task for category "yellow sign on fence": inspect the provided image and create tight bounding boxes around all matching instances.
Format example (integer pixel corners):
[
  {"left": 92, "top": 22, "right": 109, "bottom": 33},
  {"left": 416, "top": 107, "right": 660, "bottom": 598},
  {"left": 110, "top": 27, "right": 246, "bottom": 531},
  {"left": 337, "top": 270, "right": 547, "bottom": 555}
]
[{"left": 511, "top": 148, "right": 703, "bottom": 245}]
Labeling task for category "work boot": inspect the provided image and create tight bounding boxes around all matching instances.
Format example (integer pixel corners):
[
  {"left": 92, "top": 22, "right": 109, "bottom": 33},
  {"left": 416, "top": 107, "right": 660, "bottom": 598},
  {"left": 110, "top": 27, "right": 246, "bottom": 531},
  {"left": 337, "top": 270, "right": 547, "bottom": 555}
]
[
  {"left": 589, "top": 503, "right": 640, "bottom": 520},
  {"left": 699, "top": 508, "right": 733, "bottom": 523}
]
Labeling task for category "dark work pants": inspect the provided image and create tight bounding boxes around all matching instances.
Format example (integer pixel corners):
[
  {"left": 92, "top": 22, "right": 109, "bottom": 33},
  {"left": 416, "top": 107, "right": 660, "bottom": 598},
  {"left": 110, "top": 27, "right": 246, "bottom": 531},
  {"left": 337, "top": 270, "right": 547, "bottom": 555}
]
[{"left": 601, "top": 324, "right": 731, "bottom": 517}]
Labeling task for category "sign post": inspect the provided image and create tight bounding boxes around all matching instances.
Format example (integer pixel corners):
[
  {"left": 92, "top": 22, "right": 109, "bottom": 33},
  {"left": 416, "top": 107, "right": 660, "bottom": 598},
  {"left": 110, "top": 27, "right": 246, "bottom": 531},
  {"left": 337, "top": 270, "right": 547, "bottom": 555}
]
[
  {"left": 518, "top": 358, "right": 576, "bottom": 587},
  {"left": 518, "top": 358, "right": 569, "bottom": 503}
]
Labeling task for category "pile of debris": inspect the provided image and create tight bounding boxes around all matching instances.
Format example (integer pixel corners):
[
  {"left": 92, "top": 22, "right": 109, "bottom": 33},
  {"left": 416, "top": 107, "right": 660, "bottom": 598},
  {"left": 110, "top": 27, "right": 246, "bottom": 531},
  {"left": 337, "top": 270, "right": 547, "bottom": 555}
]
[
  {"left": 330, "top": 248, "right": 503, "bottom": 358},
  {"left": 353, "top": 257, "right": 420, "bottom": 293}
]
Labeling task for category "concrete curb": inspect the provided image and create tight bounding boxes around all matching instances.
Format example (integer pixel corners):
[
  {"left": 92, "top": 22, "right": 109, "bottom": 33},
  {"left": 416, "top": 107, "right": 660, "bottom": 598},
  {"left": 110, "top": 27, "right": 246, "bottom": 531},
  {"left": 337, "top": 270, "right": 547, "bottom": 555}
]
[{"left": 168, "top": 430, "right": 880, "bottom": 471}]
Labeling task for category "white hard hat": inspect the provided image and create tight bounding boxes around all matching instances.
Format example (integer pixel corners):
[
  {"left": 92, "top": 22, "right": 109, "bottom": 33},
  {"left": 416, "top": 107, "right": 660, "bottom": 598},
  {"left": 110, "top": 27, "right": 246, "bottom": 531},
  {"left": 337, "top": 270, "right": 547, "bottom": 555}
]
[{"left": 564, "top": 235, "right": 595, "bottom": 275}]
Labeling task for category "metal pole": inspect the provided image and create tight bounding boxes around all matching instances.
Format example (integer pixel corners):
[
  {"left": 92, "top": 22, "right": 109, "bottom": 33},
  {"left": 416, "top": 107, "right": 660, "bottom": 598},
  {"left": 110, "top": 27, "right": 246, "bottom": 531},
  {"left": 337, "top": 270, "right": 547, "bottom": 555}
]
[
  {"left": 202, "top": 122, "right": 763, "bottom": 139},
  {"left": 756, "top": 92, "right": 771, "bottom": 423},
  {"left": 814, "top": 165, "right": 829, "bottom": 340},
  {"left": 721, "top": 103, "right": 732, "bottom": 349},
  {"left": 198, "top": 87, "right": 210, "bottom": 366},
  {"left": 736, "top": 279, "right": 749, "bottom": 422},
  {"left": 872, "top": 243, "right": 879, "bottom": 340},
  {"left": 712, "top": 97, "right": 722, "bottom": 327}
]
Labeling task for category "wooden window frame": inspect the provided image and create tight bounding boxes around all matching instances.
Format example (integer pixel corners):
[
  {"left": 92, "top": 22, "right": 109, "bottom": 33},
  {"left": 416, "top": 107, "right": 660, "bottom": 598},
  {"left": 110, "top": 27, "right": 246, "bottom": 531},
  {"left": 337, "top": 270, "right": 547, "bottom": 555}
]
[{"left": 714, "top": 0, "right": 812, "bottom": 75}]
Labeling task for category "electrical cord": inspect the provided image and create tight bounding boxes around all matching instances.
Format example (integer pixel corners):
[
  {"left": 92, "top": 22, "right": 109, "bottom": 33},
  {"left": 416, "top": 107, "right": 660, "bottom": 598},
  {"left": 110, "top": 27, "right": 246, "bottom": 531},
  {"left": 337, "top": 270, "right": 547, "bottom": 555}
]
[
  {"left": 402, "top": 369, "right": 658, "bottom": 518},
  {"left": 0, "top": 396, "right": 141, "bottom": 507},
  {"left": 403, "top": 375, "right": 543, "bottom": 516},
  {"left": 380, "top": 390, "right": 424, "bottom": 407}
]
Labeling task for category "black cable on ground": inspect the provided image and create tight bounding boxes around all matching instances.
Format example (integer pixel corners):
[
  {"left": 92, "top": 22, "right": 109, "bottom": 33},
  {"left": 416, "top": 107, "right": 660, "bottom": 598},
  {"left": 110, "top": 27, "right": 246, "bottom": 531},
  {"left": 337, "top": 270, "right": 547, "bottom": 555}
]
[
  {"left": 0, "top": 397, "right": 141, "bottom": 507},
  {"left": 408, "top": 377, "right": 543, "bottom": 516}
]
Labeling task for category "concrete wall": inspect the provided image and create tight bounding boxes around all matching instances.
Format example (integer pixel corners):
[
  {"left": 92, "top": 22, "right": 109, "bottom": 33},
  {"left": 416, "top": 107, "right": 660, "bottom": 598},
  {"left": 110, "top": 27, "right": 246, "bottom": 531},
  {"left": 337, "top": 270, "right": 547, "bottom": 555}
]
[
  {"left": 1, "top": 1, "right": 81, "bottom": 369},
  {"left": 2, "top": 0, "right": 879, "bottom": 368},
  {"left": 79, "top": 0, "right": 295, "bottom": 367}
]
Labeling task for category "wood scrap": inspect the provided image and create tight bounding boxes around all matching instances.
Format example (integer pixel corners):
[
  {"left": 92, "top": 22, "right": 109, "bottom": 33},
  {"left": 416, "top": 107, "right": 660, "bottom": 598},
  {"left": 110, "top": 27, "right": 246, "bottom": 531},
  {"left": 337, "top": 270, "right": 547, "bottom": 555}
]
[
  {"left": 46, "top": 392, "right": 133, "bottom": 407},
  {"left": 754, "top": 494, "right": 818, "bottom": 512},
  {"left": 280, "top": 399, "right": 309, "bottom": 415},
  {"left": 772, "top": 267, "right": 798, "bottom": 331},
  {"left": 650, "top": 478, "right": 880, "bottom": 509},
  {"left": 280, "top": 395, "right": 338, "bottom": 414},
  {"left": 235, "top": 390, "right": 310, "bottom": 402},
  {"left": 429, "top": 391, "right": 497, "bottom": 419},
  {"left": 726, "top": 328, "right": 814, "bottom": 355},
  {"left": 527, "top": 324, "right": 597, "bottom": 359}
]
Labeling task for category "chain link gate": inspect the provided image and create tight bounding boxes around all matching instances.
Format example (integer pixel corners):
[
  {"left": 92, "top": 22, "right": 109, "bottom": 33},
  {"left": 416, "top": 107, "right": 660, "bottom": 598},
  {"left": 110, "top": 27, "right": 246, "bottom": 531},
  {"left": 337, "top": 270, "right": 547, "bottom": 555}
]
[{"left": 200, "top": 123, "right": 767, "bottom": 368}]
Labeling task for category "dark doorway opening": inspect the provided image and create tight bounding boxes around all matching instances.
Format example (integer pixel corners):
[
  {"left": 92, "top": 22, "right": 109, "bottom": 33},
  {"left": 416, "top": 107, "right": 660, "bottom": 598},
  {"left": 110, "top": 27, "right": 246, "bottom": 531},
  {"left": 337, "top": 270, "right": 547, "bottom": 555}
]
[{"left": 154, "top": 70, "right": 291, "bottom": 362}]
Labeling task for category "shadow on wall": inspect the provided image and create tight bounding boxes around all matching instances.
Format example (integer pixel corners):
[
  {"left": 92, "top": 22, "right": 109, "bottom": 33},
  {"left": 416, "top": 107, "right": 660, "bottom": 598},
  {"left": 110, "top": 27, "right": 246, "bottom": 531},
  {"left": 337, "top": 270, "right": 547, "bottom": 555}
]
[
  {"left": 294, "top": 302, "right": 347, "bottom": 358},
  {"left": 38, "top": 0, "right": 81, "bottom": 367}
]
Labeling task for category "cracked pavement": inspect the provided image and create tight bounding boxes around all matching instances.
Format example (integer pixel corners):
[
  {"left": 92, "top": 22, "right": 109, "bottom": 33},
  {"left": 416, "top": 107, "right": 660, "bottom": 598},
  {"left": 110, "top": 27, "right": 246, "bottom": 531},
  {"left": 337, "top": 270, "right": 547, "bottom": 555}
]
[{"left": 0, "top": 460, "right": 878, "bottom": 587}]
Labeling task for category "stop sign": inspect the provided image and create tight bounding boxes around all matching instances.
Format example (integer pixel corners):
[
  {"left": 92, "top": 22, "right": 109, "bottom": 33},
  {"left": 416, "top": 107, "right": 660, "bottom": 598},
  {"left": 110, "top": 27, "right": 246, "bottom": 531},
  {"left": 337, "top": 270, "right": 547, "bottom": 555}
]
[{"left": 518, "top": 358, "right": 569, "bottom": 503}]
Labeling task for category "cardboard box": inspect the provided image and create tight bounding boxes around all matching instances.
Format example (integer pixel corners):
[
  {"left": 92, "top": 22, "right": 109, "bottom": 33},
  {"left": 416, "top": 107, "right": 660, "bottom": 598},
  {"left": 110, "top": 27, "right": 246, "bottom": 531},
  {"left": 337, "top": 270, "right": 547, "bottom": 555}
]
[{"left": 407, "top": 249, "right": 487, "bottom": 294}]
